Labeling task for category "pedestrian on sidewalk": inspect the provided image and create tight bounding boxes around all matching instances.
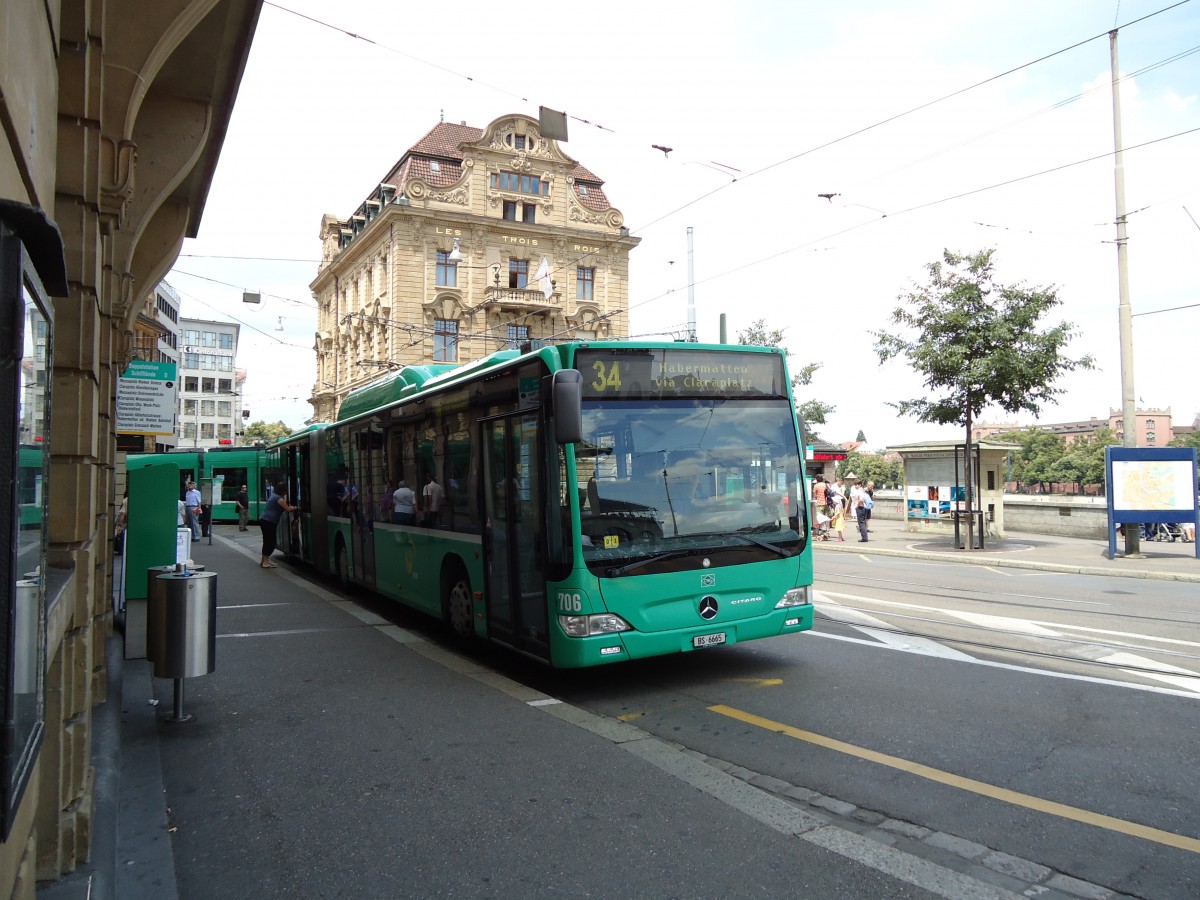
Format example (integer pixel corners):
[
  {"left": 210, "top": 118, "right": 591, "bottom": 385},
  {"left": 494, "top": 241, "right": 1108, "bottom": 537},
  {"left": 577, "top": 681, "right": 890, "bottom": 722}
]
[
  {"left": 865, "top": 480, "right": 875, "bottom": 532},
  {"left": 812, "top": 475, "right": 829, "bottom": 518},
  {"left": 830, "top": 491, "right": 847, "bottom": 542},
  {"left": 260, "top": 481, "right": 298, "bottom": 568},
  {"left": 235, "top": 483, "right": 250, "bottom": 531},
  {"left": 185, "top": 480, "right": 202, "bottom": 541},
  {"left": 850, "top": 480, "right": 869, "bottom": 542}
]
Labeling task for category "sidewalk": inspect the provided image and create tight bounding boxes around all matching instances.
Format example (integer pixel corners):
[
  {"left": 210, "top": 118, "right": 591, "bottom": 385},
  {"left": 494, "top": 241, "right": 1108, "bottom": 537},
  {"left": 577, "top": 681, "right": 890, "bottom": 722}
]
[
  {"left": 816, "top": 515, "right": 1200, "bottom": 582},
  {"left": 38, "top": 520, "right": 1196, "bottom": 899}
]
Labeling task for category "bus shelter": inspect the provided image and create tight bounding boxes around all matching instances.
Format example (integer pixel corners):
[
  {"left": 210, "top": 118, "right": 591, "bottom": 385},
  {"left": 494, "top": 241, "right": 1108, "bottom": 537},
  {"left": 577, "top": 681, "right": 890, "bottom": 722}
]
[{"left": 889, "top": 439, "right": 1020, "bottom": 545}]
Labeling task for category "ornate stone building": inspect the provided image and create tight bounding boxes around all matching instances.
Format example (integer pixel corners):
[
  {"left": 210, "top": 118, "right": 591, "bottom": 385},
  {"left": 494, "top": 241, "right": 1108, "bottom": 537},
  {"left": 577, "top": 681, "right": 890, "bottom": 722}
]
[{"left": 309, "top": 114, "right": 640, "bottom": 422}]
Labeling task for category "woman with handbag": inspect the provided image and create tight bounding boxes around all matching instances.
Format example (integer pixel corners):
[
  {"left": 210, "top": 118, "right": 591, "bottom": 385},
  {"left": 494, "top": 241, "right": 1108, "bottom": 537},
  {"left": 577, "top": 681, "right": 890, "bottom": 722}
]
[{"left": 260, "top": 482, "right": 298, "bottom": 568}]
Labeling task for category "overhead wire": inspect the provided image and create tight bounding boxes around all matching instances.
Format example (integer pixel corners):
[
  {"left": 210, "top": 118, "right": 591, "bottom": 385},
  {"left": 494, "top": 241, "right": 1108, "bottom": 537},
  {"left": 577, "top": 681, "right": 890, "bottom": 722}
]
[{"left": 222, "top": 2, "right": 1199, "bottom": 365}]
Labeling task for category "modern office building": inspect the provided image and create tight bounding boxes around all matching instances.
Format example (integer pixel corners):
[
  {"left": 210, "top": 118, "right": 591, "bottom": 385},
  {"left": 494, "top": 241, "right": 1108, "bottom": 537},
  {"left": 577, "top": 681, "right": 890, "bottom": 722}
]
[
  {"left": 178, "top": 317, "right": 245, "bottom": 448},
  {"left": 309, "top": 113, "right": 640, "bottom": 422}
]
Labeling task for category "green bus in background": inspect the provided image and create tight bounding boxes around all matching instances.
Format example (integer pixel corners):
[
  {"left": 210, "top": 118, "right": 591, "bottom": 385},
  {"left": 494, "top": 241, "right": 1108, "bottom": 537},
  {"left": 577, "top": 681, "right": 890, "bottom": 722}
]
[
  {"left": 266, "top": 341, "right": 814, "bottom": 668},
  {"left": 126, "top": 446, "right": 268, "bottom": 523}
]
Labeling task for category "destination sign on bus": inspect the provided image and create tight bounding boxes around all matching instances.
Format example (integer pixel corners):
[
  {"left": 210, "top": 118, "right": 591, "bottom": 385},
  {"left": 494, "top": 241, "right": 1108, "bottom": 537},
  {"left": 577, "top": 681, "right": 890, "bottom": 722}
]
[{"left": 575, "top": 348, "right": 785, "bottom": 399}]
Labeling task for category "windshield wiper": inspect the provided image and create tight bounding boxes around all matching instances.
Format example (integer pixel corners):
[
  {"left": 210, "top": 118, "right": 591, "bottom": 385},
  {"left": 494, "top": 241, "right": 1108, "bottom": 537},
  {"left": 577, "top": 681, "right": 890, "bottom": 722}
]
[
  {"left": 687, "top": 530, "right": 792, "bottom": 559},
  {"left": 735, "top": 532, "right": 791, "bottom": 558},
  {"left": 606, "top": 549, "right": 695, "bottom": 577}
]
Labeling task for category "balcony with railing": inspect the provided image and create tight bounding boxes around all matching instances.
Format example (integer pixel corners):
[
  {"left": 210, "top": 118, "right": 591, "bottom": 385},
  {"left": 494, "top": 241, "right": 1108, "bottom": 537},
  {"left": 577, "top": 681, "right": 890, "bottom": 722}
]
[{"left": 484, "top": 284, "right": 560, "bottom": 312}]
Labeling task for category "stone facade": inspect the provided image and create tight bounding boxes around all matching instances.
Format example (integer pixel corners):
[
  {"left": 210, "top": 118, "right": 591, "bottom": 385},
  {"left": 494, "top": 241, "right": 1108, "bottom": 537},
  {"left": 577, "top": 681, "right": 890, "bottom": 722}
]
[
  {"left": 0, "top": 2, "right": 259, "bottom": 897},
  {"left": 309, "top": 115, "right": 640, "bottom": 422}
]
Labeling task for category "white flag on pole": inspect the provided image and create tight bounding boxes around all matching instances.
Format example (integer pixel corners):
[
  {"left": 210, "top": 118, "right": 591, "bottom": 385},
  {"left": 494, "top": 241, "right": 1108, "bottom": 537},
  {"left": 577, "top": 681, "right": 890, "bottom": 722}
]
[{"left": 535, "top": 256, "right": 554, "bottom": 299}]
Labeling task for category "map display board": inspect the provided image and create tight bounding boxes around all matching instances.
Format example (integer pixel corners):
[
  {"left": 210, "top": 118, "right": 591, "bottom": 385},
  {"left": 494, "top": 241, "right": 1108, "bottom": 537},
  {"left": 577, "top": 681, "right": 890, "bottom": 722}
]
[
  {"left": 1111, "top": 459, "right": 1194, "bottom": 511},
  {"left": 1105, "top": 447, "right": 1199, "bottom": 560}
]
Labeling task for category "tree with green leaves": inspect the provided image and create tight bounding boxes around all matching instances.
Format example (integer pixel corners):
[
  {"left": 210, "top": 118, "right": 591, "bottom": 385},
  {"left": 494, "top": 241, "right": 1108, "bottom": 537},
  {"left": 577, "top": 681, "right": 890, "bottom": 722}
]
[
  {"left": 874, "top": 249, "right": 1094, "bottom": 546},
  {"left": 243, "top": 420, "right": 295, "bottom": 445},
  {"left": 737, "top": 319, "right": 835, "bottom": 440},
  {"left": 837, "top": 451, "right": 901, "bottom": 488},
  {"left": 1169, "top": 430, "right": 1200, "bottom": 452},
  {"left": 1049, "top": 427, "right": 1114, "bottom": 494},
  {"left": 1008, "top": 427, "right": 1066, "bottom": 493}
]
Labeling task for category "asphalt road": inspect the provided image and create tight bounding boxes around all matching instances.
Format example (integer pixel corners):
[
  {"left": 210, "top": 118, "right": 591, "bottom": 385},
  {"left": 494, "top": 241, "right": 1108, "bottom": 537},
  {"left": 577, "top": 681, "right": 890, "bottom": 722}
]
[{"left": 500, "top": 555, "right": 1200, "bottom": 899}]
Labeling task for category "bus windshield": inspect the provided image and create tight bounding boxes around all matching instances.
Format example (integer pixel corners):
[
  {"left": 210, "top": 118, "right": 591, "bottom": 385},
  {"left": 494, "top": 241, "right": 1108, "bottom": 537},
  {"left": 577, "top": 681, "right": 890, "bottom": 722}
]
[{"left": 576, "top": 397, "right": 806, "bottom": 573}]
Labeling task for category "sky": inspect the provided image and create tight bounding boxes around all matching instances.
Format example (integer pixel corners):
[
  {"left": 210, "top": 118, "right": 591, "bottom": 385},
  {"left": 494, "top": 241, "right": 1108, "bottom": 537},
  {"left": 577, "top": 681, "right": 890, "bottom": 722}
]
[{"left": 168, "top": 0, "right": 1200, "bottom": 447}]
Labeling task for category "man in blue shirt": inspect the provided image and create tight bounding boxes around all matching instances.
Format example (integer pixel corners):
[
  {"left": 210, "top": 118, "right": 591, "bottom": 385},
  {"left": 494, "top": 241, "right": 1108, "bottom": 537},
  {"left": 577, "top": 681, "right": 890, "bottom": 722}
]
[{"left": 185, "top": 481, "right": 202, "bottom": 541}]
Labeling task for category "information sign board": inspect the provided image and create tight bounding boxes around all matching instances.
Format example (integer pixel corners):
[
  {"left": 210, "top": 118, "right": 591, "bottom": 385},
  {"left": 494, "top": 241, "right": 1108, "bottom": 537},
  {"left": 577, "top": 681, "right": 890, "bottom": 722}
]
[{"left": 117, "top": 360, "right": 177, "bottom": 435}]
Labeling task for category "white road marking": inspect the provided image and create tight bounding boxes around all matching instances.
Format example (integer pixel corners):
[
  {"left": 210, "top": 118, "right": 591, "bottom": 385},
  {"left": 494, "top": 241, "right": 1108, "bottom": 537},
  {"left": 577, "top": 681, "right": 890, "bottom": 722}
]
[
  {"left": 816, "top": 595, "right": 976, "bottom": 660},
  {"left": 1098, "top": 652, "right": 1200, "bottom": 694}
]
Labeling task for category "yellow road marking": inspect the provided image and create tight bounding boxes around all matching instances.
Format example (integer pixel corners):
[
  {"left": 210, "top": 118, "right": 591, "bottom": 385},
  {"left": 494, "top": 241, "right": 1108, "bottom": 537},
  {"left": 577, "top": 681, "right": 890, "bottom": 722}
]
[
  {"left": 982, "top": 565, "right": 1012, "bottom": 576},
  {"left": 709, "top": 704, "right": 1200, "bottom": 854},
  {"left": 732, "top": 678, "right": 784, "bottom": 687},
  {"left": 617, "top": 712, "right": 645, "bottom": 722}
]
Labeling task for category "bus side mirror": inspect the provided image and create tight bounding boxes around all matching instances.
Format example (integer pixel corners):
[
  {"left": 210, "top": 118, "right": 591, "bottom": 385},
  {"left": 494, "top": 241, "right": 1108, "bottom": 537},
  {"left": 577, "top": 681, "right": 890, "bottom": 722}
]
[{"left": 551, "top": 369, "right": 582, "bottom": 444}]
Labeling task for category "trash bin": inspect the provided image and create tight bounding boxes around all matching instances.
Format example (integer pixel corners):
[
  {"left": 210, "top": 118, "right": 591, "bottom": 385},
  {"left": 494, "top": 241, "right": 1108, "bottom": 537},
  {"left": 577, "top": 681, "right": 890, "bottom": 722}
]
[
  {"left": 149, "top": 571, "right": 217, "bottom": 680},
  {"left": 145, "top": 564, "right": 205, "bottom": 662}
]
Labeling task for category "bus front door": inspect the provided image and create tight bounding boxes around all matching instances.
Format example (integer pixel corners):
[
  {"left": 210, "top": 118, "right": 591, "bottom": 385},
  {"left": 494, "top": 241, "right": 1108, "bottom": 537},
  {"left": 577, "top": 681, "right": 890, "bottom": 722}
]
[{"left": 481, "top": 414, "right": 549, "bottom": 660}]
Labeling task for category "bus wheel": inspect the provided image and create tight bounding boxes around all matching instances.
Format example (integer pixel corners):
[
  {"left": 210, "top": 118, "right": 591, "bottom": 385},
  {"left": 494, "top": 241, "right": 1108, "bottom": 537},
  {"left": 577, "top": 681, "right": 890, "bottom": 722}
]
[
  {"left": 443, "top": 566, "right": 473, "bottom": 639},
  {"left": 335, "top": 540, "right": 351, "bottom": 590}
]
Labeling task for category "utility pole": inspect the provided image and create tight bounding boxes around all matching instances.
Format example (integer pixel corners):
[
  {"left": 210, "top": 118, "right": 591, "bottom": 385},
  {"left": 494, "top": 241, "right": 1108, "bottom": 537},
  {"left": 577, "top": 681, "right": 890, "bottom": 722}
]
[
  {"left": 1110, "top": 29, "right": 1141, "bottom": 557},
  {"left": 687, "top": 227, "right": 697, "bottom": 341}
]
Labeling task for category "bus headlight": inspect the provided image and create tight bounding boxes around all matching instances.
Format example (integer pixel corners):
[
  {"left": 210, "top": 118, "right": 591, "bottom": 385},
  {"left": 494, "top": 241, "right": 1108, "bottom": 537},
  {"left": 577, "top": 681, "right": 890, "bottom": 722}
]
[
  {"left": 558, "top": 613, "right": 633, "bottom": 637},
  {"left": 775, "top": 586, "right": 812, "bottom": 608}
]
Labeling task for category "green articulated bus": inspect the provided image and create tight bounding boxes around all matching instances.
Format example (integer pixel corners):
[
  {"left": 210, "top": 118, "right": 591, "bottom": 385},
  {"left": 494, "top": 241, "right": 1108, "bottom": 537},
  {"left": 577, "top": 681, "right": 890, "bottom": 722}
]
[
  {"left": 126, "top": 446, "right": 268, "bottom": 523},
  {"left": 266, "top": 341, "right": 814, "bottom": 667}
]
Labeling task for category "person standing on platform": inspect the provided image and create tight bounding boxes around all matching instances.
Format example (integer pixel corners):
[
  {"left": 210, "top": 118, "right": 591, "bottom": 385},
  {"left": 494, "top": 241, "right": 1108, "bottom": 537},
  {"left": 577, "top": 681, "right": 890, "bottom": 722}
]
[
  {"left": 422, "top": 473, "right": 443, "bottom": 527},
  {"left": 812, "top": 475, "right": 829, "bottom": 519},
  {"left": 392, "top": 479, "right": 416, "bottom": 526},
  {"left": 830, "top": 491, "right": 847, "bottom": 542},
  {"left": 185, "top": 480, "right": 202, "bottom": 541},
  {"left": 235, "top": 484, "right": 250, "bottom": 531},
  {"left": 850, "top": 480, "right": 869, "bottom": 543},
  {"left": 259, "top": 481, "right": 297, "bottom": 569}
]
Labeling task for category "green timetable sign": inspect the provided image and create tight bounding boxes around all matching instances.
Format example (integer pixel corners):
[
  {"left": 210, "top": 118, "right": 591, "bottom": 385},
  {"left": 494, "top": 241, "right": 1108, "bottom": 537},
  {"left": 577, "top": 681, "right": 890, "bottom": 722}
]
[
  {"left": 117, "top": 360, "right": 178, "bottom": 435},
  {"left": 575, "top": 348, "right": 785, "bottom": 399}
]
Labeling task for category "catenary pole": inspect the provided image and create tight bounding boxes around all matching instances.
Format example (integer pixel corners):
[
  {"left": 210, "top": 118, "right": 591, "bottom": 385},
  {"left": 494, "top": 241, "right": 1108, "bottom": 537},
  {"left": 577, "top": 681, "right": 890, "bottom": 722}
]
[{"left": 1110, "top": 29, "right": 1141, "bottom": 557}]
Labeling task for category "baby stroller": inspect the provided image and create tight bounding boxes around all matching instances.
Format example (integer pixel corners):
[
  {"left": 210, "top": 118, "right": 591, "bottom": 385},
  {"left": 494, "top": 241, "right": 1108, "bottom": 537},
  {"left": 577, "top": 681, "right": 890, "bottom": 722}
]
[
  {"left": 813, "top": 511, "right": 831, "bottom": 541},
  {"left": 1148, "top": 522, "right": 1185, "bottom": 543}
]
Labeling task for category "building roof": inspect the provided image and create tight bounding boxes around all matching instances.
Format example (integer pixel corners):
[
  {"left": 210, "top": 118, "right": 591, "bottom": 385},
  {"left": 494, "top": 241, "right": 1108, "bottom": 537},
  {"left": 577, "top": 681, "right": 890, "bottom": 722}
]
[
  {"left": 888, "top": 438, "right": 1022, "bottom": 453},
  {"left": 379, "top": 120, "right": 610, "bottom": 207}
]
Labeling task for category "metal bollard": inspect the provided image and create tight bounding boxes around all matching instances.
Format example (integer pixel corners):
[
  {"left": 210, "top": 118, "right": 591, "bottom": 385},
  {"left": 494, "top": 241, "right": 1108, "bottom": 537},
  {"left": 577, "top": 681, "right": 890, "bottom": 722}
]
[{"left": 149, "top": 571, "right": 217, "bottom": 722}]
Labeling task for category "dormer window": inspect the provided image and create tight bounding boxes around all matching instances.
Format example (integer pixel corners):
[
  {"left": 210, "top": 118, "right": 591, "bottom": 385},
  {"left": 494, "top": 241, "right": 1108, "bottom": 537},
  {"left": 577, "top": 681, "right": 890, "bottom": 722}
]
[
  {"left": 429, "top": 160, "right": 440, "bottom": 173},
  {"left": 491, "top": 171, "right": 549, "bottom": 196},
  {"left": 579, "top": 185, "right": 589, "bottom": 196}
]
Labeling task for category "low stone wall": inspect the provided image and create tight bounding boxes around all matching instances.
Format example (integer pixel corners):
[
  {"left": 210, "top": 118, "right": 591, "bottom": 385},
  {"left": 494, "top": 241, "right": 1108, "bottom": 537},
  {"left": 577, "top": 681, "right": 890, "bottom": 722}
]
[{"left": 871, "top": 490, "right": 1108, "bottom": 539}]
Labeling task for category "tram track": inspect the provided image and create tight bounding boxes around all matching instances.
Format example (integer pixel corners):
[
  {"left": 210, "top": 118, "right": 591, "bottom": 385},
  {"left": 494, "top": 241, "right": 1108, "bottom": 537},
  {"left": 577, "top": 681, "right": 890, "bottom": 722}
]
[
  {"left": 813, "top": 597, "right": 1200, "bottom": 687},
  {"left": 817, "top": 568, "right": 1200, "bottom": 628}
]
